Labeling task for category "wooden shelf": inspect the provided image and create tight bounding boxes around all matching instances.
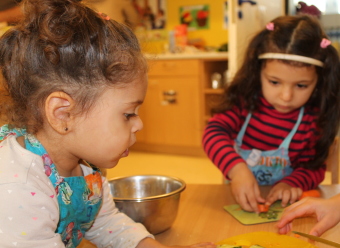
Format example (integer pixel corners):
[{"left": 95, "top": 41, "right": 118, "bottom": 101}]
[
  {"left": 204, "top": 88, "right": 224, "bottom": 94},
  {"left": 135, "top": 57, "right": 228, "bottom": 156}
]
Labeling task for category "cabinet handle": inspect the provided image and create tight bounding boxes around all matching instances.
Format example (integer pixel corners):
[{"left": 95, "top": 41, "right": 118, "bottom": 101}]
[
  {"left": 163, "top": 90, "right": 177, "bottom": 96},
  {"left": 164, "top": 99, "right": 176, "bottom": 104},
  {"left": 162, "top": 90, "right": 177, "bottom": 104}
]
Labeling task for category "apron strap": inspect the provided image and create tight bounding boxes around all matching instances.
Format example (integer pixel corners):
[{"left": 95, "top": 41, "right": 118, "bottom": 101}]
[
  {"left": 235, "top": 113, "right": 252, "bottom": 146},
  {"left": 236, "top": 107, "right": 304, "bottom": 149},
  {"left": 279, "top": 107, "right": 304, "bottom": 149}
]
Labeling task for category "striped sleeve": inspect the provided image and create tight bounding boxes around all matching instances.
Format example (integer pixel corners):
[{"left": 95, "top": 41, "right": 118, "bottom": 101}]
[
  {"left": 202, "top": 106, "right": 246, "bottom": 178},
  {"left": 277, "top": 108, "right": 325, "bottom": 190},
  {"left": 278, "top": 120, "right": 325, "bottom": 191},
  {"left": 278, "top": 165, "right": 326, "bottom": 191}
]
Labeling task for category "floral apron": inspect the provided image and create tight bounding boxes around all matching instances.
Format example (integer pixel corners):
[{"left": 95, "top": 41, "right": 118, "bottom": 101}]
[
  {"left": 0, "top": 125, "right": 103, "bottom": 248},
  {"left": 234, "top": 107, "right": 304, "bottom": 185}
]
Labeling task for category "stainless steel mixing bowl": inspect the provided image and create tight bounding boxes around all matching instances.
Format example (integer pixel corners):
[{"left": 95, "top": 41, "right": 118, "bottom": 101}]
[{"left": 108, "top": 175, "right": 186, "bottom": 234}]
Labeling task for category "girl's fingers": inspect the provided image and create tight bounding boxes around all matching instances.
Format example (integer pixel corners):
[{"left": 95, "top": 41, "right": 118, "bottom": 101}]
[
  {"left": 247, "top": 190, "right": 260, "bottom": 213},
  {"left": 280, "top": 190, "right": 291, "bottom": 207},
  {"left": 309, "top": 215, "right": 339, "bottom": 237},
  {"left": 290, "top": 188, "right": 302, "bottom": 204},
  {"left": 232, "top": 184, "right": 256, "bottom": 212},
  {"left": 238, "top": 192, "right": 253, "bottom": 212},
  {"left": 265, "top": 194, "right": 278, "bottom": 206},
  {"left": 288, "top": 189, "right": 297, "bottom": 205},
  {"left": 254, "top": 185, "right": 265, "bottom": 203},
  {"left": 277, "top": 222, "right": 292, "bottom": 234},
  {"left": 265, "top": 187, "right": 282, "bottom": 206},
  {"left": 277, "top": 200, "right": 311, "bottom": 228},
  {"left": 243, "top": 185, "right": 261, "bottom": 212}
]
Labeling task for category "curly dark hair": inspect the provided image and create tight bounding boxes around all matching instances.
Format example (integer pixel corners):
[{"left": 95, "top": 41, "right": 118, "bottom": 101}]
[
  {"left": 215, "top": 15, "right": 340, "bottom": 170},
  {"left": 0, "top": 0, "right": 147, "bottom": 133}
]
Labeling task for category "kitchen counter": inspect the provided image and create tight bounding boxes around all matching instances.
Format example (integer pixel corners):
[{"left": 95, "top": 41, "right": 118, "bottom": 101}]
[
  {"left": 155, "top": 184, "right": 340, "bottom": 247},
  {"left": 75, "top": 183, "right": 340, "bottom": 248},
  {"left": 145, "top": 51, "right": 228, "bottom": 60}
]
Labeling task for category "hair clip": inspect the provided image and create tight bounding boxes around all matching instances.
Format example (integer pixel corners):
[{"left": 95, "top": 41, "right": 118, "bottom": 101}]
[
  {"left": 266, "top": 22, "right": 274, "bottom": 31},
  {"left": 98, "top": 12, "right": 110, "bottom": 21},
  {"left": 320, "top": 38, "right": 331, "bottom": 48}
]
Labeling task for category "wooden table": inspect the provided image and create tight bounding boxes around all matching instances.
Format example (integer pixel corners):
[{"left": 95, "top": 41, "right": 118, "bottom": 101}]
[{"left": 155, "top": 184, "right": 340, "bottom": 247}]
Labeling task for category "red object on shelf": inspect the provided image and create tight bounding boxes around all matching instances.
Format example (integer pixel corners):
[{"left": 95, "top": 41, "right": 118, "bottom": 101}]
[{"left": 174, "top": 24, "right": 188, "bottom": 47}]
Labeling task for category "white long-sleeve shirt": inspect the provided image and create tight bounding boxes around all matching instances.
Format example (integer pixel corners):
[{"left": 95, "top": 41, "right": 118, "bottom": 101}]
[{"left": 0, "top": 135, "right": 153, "bottom": 248}]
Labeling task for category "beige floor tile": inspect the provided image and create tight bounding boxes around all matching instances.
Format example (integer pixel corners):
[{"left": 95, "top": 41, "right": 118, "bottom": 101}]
[
  {"left": 106, "top": 151, "right": 332, "bottom": 186},
  {"left": 106, "top": 151, "right": 224, "bottom": 184}
]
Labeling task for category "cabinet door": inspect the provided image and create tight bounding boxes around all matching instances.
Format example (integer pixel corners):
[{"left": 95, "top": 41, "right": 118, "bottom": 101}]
[{"left": 138, "top": 76, "right": 202, "bottom": 147}]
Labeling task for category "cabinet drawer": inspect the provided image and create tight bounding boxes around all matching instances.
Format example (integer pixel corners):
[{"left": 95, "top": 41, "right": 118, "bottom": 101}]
[
  {"left": 148, "top": 59, "right": 200, "bottom": 76},
  {"left": 138, "top": 76, "right": 201, "bottom": 147}
]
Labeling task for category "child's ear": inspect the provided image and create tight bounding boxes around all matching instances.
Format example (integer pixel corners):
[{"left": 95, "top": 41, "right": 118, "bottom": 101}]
[{"left": 45, "top": 92, "right": 75, "bottom": 134}]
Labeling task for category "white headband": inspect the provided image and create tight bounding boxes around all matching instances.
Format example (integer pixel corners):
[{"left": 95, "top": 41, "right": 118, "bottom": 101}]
[{"left": 258, "top": 53, "right": 324, "bottom": 67}]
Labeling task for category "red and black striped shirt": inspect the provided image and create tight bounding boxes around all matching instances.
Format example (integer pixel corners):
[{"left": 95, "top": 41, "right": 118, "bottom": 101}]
[{"left": 202, "top": 97, "right": 325, "bottom": 190}]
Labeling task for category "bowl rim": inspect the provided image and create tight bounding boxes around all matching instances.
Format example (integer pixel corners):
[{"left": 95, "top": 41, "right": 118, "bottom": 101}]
[{"left": 108, "top": 174, "right": 186, "bottom": 201}]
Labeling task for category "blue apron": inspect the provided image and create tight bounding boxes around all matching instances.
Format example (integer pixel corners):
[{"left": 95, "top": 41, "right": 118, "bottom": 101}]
[
  {"left": 234, "top": 107, "right": 304, "bottom": 185},
  {"left": 24, "top": 134, "right": 103, "bottom": 248},
  {"left": 0, "top": 125, "right": 103, "bottom": 248}
]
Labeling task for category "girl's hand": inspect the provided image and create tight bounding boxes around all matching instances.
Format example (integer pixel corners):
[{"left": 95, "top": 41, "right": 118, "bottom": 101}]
[
  {"left": 265, "top": 182, "right": 302, "bottom": 207},
  {"left": 277, "top": 194, "right": 340, "bottom": 236},
  {"left": 228, "top": 163, "right": 265, "bottom": 212}
]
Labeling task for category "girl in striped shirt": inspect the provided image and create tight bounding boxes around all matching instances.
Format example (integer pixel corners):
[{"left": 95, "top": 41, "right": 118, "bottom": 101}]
[{"left": 203, "top": 15, "right": 340, "bottom": 213}]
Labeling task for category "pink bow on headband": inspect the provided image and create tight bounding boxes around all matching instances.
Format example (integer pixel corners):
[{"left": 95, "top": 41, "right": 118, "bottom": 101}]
[
  {"left": 98, "top": 12, "right": 110, "bottom": 21},
  {"left": 320, "top": 38, "right": 331, "bottom": 48},
  {"left": 266, "top": 22, "right": 274, "bottom": 31}
]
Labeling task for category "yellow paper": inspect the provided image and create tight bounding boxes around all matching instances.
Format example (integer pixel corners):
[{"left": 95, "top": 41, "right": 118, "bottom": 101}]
[{"left": 217, "top": 231, "right": 318, "bottom": 248}]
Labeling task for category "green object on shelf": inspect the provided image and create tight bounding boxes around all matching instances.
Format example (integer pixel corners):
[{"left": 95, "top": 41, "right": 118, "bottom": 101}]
[{"left": 218, "top": 43, "right": 228, "bottom": 52}]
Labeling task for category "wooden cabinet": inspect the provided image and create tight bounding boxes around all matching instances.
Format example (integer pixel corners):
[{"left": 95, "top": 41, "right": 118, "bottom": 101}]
[
  {"left": 201, "top": 59, "right": 229, "bottom": 123},
  {"left": 133, "top": 54, "right": 228, "bottom": 156}
]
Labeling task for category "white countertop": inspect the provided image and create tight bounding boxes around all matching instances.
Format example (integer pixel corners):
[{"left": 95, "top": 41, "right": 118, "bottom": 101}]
[{"left": 145, "top": 52, "right": 228, "bottom": 60}]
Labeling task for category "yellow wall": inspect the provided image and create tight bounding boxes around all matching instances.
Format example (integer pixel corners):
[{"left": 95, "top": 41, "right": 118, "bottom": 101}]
[
  {"left": 166, "top": 0, "right": 228, "bottom": 48},
  {"left": 139, "top": 0, "right": 228, "bottom": 54}
]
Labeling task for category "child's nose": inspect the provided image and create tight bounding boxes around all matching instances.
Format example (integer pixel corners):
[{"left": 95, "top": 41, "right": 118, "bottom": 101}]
[
  {"left": 280, "top": 87, "right": 293, "bottom": 102},
  {"left": 132, "top": 116, "right": 143, "bottom": 133}
]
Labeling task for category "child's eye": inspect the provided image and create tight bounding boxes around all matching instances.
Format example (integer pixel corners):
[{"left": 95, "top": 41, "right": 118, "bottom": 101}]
[
  {"left": 124, "top": 113, "right": 137, "bottom": 120},
  {"left": 297, "top": 84, "right": 307, "bottom": 88},
  {"left": 269, "top": 80, "right": 279, "bottom": 85}
]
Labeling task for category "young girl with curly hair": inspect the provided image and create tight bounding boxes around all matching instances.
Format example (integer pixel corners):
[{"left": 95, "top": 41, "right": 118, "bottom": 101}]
[{"left": 0, "top": 0, "right": 215, "bottom": 247}]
